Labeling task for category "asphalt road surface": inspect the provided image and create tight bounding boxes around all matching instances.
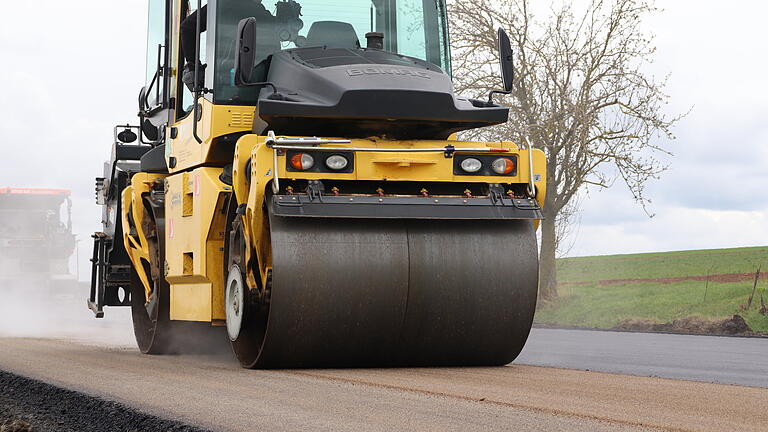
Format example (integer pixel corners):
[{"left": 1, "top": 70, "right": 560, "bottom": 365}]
[
  {"left": 519, "top": 328, "right": 768, "bottom": 388},
  {"left": 1, "top": 294, "right": 766, "bottom": 432},
  {"left": 0, "top": 337, "right": 766, "bottom": 432}
]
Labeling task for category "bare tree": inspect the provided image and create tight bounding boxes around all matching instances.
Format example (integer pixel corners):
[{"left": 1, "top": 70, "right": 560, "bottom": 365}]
[{"left": 448, "top": 0, "right": 683, "bottom": 301}]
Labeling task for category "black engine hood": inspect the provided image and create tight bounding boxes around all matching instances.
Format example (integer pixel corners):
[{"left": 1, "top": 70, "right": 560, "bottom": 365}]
[{"left": 257, "top": 47, "right": 508, "bottom": 140}]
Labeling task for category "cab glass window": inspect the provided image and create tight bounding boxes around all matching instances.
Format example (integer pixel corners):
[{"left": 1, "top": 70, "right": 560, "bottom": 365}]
[
  {"left": 179, "top": 0, "right": 208, "bottom": 115},
  {"left": 212, "top": 0, "right": 451, "bottom": 106},
  {"left": 145, "top": 0, "right": 167, "bottom": 108}
]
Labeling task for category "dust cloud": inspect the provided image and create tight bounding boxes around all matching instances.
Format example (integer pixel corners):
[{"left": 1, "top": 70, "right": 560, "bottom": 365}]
[
  {"left": 0, "top": 190, "right": 137, "bottom": 348},
  {"left": 0, "top": 279, "right": 136, "bottom": 348}
]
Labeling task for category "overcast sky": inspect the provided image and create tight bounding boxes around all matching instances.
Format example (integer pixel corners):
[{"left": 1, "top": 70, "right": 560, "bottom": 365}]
[
  {"left": 566, "top": 2, "right": 768, "bottom": 256},
  {"left": 0, "top": 1, "right": 766, "bottom": 278}
]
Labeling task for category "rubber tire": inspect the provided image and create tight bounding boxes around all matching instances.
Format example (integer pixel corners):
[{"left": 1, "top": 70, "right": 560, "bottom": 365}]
[
  {"left": 129, "top": 200, "right": 228, "bottom": 355},
  {"left": 130, "top": 266, "right": 172, "bottom": 354}
]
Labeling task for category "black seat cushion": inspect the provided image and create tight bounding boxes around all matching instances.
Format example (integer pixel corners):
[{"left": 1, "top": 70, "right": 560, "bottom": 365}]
[{"left": 304, "top": 21, "right": 360, "bottom": 49}]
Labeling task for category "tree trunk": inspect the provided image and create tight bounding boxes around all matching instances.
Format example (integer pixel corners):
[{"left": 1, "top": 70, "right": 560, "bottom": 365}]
[{"left": 538, "top": 210, "right": 558, "bottom": 302}]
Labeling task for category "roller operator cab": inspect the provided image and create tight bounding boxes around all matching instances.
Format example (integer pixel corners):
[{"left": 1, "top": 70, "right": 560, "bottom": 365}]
[{"left": 89, "top": 0, "right": 547, "bottom": 368}]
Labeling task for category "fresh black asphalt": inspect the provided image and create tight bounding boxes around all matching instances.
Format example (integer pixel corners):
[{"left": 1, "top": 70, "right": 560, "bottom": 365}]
[
  {"left": 0, "top": 370, "right": 209, "bottom": 432},
  {"left": 517, "top": 328, "right": 768, "bottom": 388}
]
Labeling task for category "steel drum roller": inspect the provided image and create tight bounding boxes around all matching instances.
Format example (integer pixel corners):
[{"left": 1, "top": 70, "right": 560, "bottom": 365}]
[{"left": 234, "top": 213, "right": 539, "bottom": 368}]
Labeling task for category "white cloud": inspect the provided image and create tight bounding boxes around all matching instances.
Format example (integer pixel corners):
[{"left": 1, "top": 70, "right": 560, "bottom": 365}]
[
  {"left": 566, "top": 0, "right": 768, "bottom": 256},
  {"left": 572, "top": 205, "right": 768, "bottom": 256}
]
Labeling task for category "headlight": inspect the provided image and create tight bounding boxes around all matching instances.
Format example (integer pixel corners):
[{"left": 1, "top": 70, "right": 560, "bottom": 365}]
[
  {"left": 460, "top": 158, "right": 482, "bottom": 173},
  {"left": 491, "top": 157, "right": 515, "bottom": 175},
  {"left": 325, "top": 155, "right": 349, "bottom": 170},
  {"left": 290, "top": 153, "right": 315, "bottom": 170}
]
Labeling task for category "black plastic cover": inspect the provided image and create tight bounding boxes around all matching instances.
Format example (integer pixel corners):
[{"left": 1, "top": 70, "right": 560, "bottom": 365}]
[
  {"left": 139, "top": 145, "right": 169, "bottom": 174},
  {"left": 257, "top": 48, "right": 509, "bottom": 140}
]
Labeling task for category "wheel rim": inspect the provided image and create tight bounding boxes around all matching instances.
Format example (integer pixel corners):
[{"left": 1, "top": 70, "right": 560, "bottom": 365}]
[{"left": 225, "top": 264, "right": 246, "bottom": 341}]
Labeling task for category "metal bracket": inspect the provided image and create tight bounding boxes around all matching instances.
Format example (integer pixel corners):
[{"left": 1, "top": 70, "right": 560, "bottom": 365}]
[
  {"left": 88, "top": 233, "right": 131, "bottom": 317},
  {"left": 88, "top": 233, "right": 108, "bottom": 318},
  {"left": 306, "top": 180, "right": 325, "bottom": 202},
  {"left": 264, "top": 131, "right": 508, "bottom": 154},
  {"left": 265, "top": 130, "right": 352, "bottom": 147},
  {"left": 488, "top": 184, "right": 506, "bottom": 206},
  {"left": 444, "top": 145, "right": 456, "bottom": 158}
]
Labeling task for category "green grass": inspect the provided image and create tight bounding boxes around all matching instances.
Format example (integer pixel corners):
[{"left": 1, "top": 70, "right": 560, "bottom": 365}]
[
  {"left": 557, "top": 246, "right": 768, "bottom": 283},
  {"left": 535, "top": 246, "right": 768, "bottom": 333}
]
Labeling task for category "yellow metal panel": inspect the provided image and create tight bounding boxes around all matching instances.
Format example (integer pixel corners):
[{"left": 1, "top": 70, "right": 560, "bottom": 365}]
[
  {"left": 165, "top": 167, "right": 230, "bottom": 322},
  {"left": 170, "top": 282, "right": 212, "bottom": 321},
  {"left": 248, "top": 136, "right": 542, "bottom": 187},
  {"left": 165, "top": 175, "right": 196, "bottom": 282},
  {"left": 206, "top": 193, "right": 229, "bottom": 320},
  {"left": 228, "top": 110, "right": 255, "bottom": 128},
  {"left": 167, "top": 101, "right": 257, "bottom": 173}
]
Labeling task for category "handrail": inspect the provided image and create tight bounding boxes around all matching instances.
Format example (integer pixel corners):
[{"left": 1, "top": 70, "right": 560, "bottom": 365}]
[
  {"left": 524, "top": 135, "right": 537, "bottom": 198},
  {"left": 192, "top": 0, "right": 204, "bottom": 144}
]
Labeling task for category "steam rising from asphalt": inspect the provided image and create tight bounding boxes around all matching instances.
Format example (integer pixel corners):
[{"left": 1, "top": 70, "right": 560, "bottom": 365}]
[{"left": 0, "top": 277, "right": 135, "bottom": 347}]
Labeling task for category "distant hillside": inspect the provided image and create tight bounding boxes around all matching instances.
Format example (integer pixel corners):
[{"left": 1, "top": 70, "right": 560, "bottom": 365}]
[{"left": 535, "top": 247, "right": 768, "bottom": 334}]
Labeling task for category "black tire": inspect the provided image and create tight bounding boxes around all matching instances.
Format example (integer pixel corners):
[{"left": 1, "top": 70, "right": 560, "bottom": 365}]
[
  {"left": 130, "top": 264, "right": 170, "bottom": 354},
  {"left": 129, "top": 197, "right": 227, "bottom": 355},
  {"left": 130, "top": 267, "right": 228, "bottom": 355},
  {"left": 129, "top": 196, "right": 175, "bottom": 354}
]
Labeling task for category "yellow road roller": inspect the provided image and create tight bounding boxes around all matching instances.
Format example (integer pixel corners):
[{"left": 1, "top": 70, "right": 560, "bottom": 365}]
[{"left": 89, "top": 0, "right": 546, "bottom": 368}]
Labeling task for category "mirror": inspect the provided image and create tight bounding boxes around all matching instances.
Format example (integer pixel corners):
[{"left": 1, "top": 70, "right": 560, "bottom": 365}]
[
  {"left": 138, "top": 86, "right": 148, "bottom": 113},
  {"left": 117, "top": 128, "right": 138, "bottom": 144},
  {"left": 235, "top": 18, "right": 258, "bottom": 86},
  {"left": 497, "top": 28, "right": 514, "bottom": 92}
]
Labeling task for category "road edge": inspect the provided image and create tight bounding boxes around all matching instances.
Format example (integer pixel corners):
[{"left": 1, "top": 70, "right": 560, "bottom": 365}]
[{"left": 532, "top": 323, "right": 768, "bottom": 339}]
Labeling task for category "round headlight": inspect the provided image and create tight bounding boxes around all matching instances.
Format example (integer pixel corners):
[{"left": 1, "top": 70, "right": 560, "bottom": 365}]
[
  {"left": 290, "top": 153, "right": 315, "bottom": 170},
  {"left": 460, "top": 158, "right": 482, "bottom": 173},
  {"left": 325, "top": 154, "right": 349, "bottom": 170},
  {"left": 491, "top": 157, "right": 515, "bottom": 175}
]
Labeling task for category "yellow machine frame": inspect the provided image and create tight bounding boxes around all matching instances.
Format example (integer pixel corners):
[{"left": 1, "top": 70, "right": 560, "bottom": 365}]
[
  {"left": 124, "top": 123, "right": 546, "bottom": 323},
  {"left": 119, "top": 0, "right": 547, "bottom": 324}
]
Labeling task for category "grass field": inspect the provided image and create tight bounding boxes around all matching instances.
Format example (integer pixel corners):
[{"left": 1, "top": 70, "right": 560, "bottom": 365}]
[{"left": 534, "top": 246, "right": 768, "bottom": 333}]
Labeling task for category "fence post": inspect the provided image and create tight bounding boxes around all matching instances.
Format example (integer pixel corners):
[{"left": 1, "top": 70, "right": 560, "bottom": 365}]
[{"left": 747, "top": 266, "right": 761, "bottom": 309}]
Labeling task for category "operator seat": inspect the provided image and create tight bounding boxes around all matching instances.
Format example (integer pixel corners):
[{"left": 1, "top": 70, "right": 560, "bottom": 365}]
[{"left": 304, "top": 21, "right": 360, "bottom": 49}]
